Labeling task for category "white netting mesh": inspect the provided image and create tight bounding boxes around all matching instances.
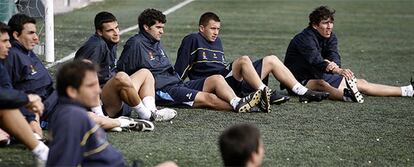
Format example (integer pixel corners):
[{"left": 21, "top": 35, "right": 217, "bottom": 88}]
[
  {"left": 15, "top": 0, "right": 44, "bottom": 18},
  {"left": 0, "top": 0, "right": 16, "bottom": 23}
]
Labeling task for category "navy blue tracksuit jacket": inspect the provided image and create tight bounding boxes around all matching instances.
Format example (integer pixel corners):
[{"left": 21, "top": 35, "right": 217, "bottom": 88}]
[
  {"left": 2, "top": 40, "right": 55, "bottom": 122},
  {"left": 0, "top": 62, "right": 29, "bottom": 109},
  {"left": 75, "top": 34, "right": 117, "bottom": 86},
  {"left": 284, "top": 26, "right": 341, "bottom": 82},
  {"left": 47, "top": 97, "right": 125, "bottom": 166},
  {"left": 174, "top": 32, "right": 227, "bottom": 80},
  {"left": 117, "top": 31, "right": 182, "bottom": 90}
]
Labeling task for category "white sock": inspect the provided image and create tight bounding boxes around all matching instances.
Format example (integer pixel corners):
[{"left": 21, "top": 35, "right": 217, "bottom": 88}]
[
  {"left": 142, "top": 96, "right": 157, "bottom": 111},
  {"left": 401, "top": 85, "right": 414, "bottom": 97},
  {"left": 291, "top": 83, "right": 308, "bottom": 95},
  {"left": 91, "top": 105, "right": 105, "bottom": 117},
  {"left": 258, "top": 84, "right": 266, "bottom": 91},
  {"left": 32, "top": 141, "right": 49, "bottom": 161},
  {"left": 230, "top": 97, "right": 241, "bottom": 110},
  {"left": 133, "top": 102, "right": 152, "bottom": 120}
]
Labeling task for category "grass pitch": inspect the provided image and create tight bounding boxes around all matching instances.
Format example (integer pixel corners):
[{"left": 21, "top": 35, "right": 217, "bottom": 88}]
[{"left": 1, "top": 0, "right": 414, "bottom": 166}]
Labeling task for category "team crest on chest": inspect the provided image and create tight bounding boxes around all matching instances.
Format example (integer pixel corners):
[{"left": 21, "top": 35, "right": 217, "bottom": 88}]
[
  {"left": 30, "top": 65, "right": 37, "bottom": 75},
  {"left": 148, "top": 51, "right": 155, "bottom": 60},
  {"left": 213, "top": 53, "right": 217, "bottom": 59},
  {"left": 202, "top": 51, "right": 207, "bottom": 59}
]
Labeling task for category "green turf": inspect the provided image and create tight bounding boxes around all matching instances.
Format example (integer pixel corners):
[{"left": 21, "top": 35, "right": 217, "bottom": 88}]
[{"left": 1, "top": 0, "right": 414, "bottom": 166}]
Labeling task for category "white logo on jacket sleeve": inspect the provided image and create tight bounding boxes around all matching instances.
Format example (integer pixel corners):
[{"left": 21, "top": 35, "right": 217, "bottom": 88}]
[{"left": 186, "top": 93, "right": 193, "bottom": 100}]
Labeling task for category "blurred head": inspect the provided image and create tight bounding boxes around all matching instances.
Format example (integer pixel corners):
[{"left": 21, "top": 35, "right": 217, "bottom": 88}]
[
  {"left": 219, "top": 124, "right": 264, "bottom": 167},
  {"left": 56, "top": 60, "right": 101, "bottom": 108},
  {"left": 199, "top": 12, "right": 221, "bottom": 42},
  {"left": 138, "top": 8, "right": 166, "bottom": 41},
  {"left": 94, "top": 11, "right": 120, "bottom": 44},
  {"left": 309, "top": 6, "right": 335, "bottom": 38},
  {"left": 8, "top": 13, "right": 39, "bottom": 50},
  {"left": 0, "top": 22, "right": 11, "bottom": 59}
]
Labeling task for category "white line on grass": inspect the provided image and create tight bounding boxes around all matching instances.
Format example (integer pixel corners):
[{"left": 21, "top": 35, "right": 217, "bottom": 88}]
[{"left": 46, "top": 0, "right": 195, "bottom": 69}]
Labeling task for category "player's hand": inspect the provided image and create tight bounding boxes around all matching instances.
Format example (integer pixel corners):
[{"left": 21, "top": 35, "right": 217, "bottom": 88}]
[
  {"left": 26, "top": 94, "right": 44, "bottom": 115},
  {"left": 324, "top": 59, "right": 339, "bottom": 72},
  {"left": 337, "top": 68, "right": 354, "bottom": 79}
]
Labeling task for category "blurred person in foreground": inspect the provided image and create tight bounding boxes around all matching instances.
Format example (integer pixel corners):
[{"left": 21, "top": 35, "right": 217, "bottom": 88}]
[
  {"left": 219, "top": 123, "right": 264, "bottom": 167},
  {"left": 47, "top": 60, "right": 177, "bottom": 167}
]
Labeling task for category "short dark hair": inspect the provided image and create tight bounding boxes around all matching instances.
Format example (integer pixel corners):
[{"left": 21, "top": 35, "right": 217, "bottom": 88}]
[
  {"left": 94, "top": 11, "right": 117, "bottom": 31},
  {"left": 309, "top": 6, "right": 335, "bottom": 26},
  {"left": 219, "top": 123, "right": 261, "bottom": 167},
  {"left": 138, "top": 8, "right": 166, "bottom": 31},
  {"left": 199, "top": 12, "right": 220, "bottom": 26},
  {"left": 0, "top": 22, "right": 10, "bottom": 34},
  {"left": 7, "top": 13, "right": 36, "bottom": 39},
  {"left": 56, "top": 60, "right": 98, "bottom": 97}
]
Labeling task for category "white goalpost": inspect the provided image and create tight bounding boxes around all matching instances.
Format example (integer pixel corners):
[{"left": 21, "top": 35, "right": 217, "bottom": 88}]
[{"left": 44, "top": 0, "right": 54, "bottom": 62}]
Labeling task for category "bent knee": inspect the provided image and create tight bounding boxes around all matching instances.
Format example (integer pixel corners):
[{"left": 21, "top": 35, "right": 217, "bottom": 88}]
[
  {"left": 115, "top": 72, "right": 129, "bottom": 80},
  {"left": 235, "top": 55, "right": 252, "bottom": 65},
  {"left": 136, "top": 68, "right": 151, "bottom": 75},
  {"left": 130, "top": 68, "right": 154, "bottom": 82},
  {"left": 263, "top": 55, "right": 282, "bottom": 66},
  {"left": 206, "top": 74, "right": 225, "bottom": 82},
  {"left": 114, "top": 72, "right": 132, "bottom": 86},
  {"left": 265, "top": 55, "right": 280, "bottom": 61}
]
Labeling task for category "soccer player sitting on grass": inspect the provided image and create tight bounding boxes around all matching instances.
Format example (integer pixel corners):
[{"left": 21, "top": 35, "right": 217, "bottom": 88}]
[
  {"left": 75, "top": 11, "right": 176, "bottom": 123},
  {"left": 175, "top": 12, "right": 329, "bottom": 109},
  {"left": 3, "top": 13, "right": 55, "bottom": 139},
  {"left": 117, "top": 8, "right": 262, "bottom": 113},
  {"left": 283, "top": 6, "right": 414, "bottom": 103},
  {"left": 4, "top": 13, "right": 147, "bottom": 133},
  {"left": 0, "top": 22, "right": 48, "bottom": 163},
  {"left": 219, "top": 123, "right": 264, "bottom": 167},
  {"left": 47, "top": 60, "right": 177, "bottom": 167}
]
